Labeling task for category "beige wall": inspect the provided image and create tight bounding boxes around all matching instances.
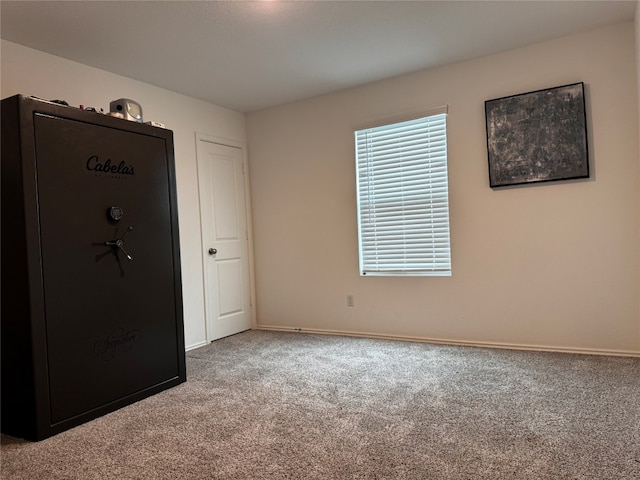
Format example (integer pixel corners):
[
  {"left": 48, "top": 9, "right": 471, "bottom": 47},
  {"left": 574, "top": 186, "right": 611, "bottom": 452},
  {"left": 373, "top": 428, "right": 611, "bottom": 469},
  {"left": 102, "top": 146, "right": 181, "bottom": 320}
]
[
  {"left": 636, "top": 1, "right": 640, "bottom": 351},
  {"left": 3, "top": 19, "right": 639, "bottom": 356},
  {"left": 1, "top": 40, "right": 248, "bottom": 350},
  {"left": 637, "top": 2, "right": 640, "bottom": 115},
  {"left": 247, "top": 22, "right": 640, "bottom": 354},
  {"left": 637, "top": 3, "right": 640, "bottom": 122}
]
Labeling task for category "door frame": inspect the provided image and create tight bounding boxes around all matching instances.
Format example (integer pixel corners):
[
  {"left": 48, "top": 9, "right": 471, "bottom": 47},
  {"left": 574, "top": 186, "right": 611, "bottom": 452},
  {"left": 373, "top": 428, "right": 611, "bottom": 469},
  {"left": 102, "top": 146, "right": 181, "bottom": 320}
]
[{"left": 195, "top": 132, "right": 257, "bottom": 342}]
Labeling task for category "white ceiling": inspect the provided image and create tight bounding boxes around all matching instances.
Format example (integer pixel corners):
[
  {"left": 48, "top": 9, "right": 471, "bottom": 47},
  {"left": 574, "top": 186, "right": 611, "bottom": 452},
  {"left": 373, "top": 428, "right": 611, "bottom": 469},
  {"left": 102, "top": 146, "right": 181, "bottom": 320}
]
[{"left": 1, "top": 1, "right": 637, "bottom": 113}]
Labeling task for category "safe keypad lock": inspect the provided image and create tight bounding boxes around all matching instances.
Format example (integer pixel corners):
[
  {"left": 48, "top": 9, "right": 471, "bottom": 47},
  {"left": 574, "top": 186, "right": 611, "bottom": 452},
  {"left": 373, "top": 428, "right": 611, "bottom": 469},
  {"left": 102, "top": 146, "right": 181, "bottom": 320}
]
[{"left": 108, "top": 206, "right": 124, "bottom": 222}]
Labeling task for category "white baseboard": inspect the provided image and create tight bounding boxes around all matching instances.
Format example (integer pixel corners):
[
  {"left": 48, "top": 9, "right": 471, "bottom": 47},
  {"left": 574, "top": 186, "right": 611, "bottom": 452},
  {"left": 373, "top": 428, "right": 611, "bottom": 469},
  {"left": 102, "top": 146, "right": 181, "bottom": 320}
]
[
  {"left": 186, "top": 340, "right": 208, "bottom": 352},
  {"left": 256, "top": 324, "right": 640, "bottom": 358}
]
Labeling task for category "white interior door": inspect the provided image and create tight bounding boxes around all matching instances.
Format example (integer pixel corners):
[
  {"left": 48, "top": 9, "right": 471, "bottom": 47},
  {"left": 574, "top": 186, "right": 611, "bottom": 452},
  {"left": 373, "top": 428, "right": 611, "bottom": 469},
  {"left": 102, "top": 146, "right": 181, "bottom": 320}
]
[{"left": 197, "top": 137, "right": 252, "bottom": 341}]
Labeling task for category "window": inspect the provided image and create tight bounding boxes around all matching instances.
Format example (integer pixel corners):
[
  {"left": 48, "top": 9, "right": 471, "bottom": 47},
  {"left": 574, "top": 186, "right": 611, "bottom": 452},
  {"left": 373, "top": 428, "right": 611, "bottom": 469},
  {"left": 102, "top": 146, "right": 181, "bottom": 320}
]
[{"left": 354, "top": 109, "right": 451, "bottom": 276}]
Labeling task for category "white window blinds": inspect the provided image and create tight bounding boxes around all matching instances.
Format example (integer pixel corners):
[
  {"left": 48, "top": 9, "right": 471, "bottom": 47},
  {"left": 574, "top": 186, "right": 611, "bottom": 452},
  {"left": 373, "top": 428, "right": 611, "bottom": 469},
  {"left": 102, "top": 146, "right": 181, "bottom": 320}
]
[{"left": 355, "top": 112, "right": 451, "bottom": 276}]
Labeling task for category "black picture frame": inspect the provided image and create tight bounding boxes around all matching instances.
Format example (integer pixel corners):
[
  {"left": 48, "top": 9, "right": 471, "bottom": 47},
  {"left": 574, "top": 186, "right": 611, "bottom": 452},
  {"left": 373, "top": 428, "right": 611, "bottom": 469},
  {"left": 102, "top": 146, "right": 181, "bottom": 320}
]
[{"left": 485, "top": 82, "right": 589, "bottom": 188}]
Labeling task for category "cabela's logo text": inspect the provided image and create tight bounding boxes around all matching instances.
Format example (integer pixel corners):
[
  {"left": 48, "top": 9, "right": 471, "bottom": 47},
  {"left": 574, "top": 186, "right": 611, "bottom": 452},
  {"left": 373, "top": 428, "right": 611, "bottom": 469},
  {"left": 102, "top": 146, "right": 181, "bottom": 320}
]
[{"left": 86, "top": 155, "right": 135, "bottom": 176}]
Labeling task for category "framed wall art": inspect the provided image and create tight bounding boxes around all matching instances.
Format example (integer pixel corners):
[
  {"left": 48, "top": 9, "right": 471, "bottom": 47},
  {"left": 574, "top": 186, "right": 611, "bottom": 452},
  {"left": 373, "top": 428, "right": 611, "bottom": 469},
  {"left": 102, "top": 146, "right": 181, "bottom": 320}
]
[{"left": 484, "top": 82, "right": 589, "bottom": 188}]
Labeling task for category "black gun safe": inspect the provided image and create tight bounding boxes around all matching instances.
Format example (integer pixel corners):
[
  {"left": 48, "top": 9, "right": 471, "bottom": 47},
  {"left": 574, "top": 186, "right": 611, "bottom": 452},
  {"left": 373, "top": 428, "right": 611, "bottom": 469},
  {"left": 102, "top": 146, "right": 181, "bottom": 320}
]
[{"left": 1, "top": 95, "right": 186, "bottom": 440}]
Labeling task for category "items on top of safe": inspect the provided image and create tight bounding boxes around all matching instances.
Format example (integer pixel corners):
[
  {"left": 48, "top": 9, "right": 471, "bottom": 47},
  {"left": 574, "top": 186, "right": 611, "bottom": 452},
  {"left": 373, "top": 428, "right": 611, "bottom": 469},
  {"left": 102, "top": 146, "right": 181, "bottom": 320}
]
[{"left": 28, "top": 95, "right": 165, "bottom": 128}]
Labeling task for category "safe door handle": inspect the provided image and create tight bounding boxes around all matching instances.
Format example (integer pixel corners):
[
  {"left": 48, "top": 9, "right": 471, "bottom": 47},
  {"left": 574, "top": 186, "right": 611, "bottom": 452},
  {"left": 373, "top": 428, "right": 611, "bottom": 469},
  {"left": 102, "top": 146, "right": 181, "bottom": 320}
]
[{"left": 105, "top": 226, "right": 133, "bottom": 261}]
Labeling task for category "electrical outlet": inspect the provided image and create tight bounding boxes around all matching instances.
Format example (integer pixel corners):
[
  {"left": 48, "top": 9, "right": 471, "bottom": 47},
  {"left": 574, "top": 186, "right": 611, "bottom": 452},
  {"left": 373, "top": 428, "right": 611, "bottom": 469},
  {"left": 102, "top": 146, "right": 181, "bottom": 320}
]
[{"left": 347, "top": 295, "right": 355, "bottom": 307}]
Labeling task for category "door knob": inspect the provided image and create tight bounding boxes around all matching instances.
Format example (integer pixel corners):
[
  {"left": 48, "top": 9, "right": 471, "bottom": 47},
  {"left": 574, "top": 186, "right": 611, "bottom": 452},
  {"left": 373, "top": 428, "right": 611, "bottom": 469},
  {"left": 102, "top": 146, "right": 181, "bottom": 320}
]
[{"left": 208, "top": 248, "right": 217, "bottom": 255}]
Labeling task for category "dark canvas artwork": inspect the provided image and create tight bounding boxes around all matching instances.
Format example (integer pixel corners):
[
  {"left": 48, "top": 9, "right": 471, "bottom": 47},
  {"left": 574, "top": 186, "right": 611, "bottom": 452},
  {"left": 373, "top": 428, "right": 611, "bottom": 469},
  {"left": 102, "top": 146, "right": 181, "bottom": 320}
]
[{"left": 485, "top": 83, "right": 589, "bottom": 188}]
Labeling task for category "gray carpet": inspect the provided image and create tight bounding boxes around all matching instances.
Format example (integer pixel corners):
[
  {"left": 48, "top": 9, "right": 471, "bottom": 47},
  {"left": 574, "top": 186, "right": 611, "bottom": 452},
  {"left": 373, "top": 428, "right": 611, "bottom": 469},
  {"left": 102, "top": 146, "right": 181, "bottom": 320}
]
[{"left": 2, "top": 330, "right": 639, "bottom": 479}]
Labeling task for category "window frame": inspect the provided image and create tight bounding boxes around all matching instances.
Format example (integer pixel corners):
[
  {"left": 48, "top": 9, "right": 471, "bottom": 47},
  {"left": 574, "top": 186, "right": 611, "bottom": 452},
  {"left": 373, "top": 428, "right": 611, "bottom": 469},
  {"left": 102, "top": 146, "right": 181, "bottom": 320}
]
[{"left": 354, "top": 107, "right": 452, "bottom": 277}]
